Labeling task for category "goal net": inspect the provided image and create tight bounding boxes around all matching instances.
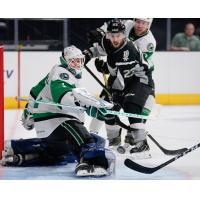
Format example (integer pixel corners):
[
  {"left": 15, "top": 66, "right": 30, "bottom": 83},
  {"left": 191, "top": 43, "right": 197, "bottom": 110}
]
[{"left": 0, "top": 46, "right": 4, "bottom": 159}]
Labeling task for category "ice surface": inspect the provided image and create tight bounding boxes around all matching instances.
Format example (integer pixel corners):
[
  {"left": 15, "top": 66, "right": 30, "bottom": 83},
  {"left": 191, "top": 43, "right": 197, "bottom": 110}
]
[{"left": 1, "top": 105, "right": 200, "bottom": 180}]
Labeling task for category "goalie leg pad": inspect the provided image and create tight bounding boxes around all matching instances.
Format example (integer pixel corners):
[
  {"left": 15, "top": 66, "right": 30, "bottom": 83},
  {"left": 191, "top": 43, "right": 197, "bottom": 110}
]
[
  {"left": 1, "top": 138, "right": 76, "bottom": 166},
  {"left": 76, "top": 140, "right": 116, "bottom": 176}
]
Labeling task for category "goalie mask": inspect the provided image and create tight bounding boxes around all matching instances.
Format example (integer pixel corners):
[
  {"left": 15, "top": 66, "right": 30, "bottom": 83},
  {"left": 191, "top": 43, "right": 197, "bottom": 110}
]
[{"left": 60, "top": 45, "right": 85, "bottom": 78}]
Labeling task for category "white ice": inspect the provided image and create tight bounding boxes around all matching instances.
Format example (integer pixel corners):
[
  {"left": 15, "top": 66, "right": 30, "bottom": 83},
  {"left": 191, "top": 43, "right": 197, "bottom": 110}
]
[{"left": 1, "top": 105, "right": 200, "bottom": 180}]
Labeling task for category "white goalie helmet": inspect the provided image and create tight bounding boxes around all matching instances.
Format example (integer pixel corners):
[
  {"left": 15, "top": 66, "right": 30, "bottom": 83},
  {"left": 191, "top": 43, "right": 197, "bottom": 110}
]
[
  {"left": 134, "top": 18, "right": 153, "bottom": 29},
  {"left": 62, "top": 45, "right": 85, "bottom": 77}
]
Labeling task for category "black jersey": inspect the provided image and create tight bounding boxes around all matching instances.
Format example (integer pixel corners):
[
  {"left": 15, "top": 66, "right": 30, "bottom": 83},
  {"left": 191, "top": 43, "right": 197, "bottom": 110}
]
[{"left": 99, "top": 37, "right": 154, "bottom": 91}]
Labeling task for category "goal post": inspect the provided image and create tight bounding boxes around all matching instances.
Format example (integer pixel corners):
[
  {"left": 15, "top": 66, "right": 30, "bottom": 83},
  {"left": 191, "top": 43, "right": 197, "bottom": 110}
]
[{"left": 0, "top": 46, "right": 4, "bottom": 159}]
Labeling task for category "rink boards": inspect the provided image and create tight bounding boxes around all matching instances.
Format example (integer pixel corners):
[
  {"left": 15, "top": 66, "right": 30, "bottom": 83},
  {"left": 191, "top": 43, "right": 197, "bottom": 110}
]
[{"left": 3, "top": 51, "right": 200, "bottom": 108}]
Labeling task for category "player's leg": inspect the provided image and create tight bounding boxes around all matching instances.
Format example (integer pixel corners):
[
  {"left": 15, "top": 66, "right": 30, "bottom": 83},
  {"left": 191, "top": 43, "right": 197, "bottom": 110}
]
[
  {"left": 120, "top": 83, "right": 154, "bottom": 158},
  {"left": 1, "top": 138, "right": 49, "bottom": 166},
  {"left": 56, "top": 120, "right": 115, "bottom": 176},
  {"left": 1, "top": 134, "right": 75, "bottom": 166},
  {"left": 104, "top": 104, "right": 122, "bottom": 148}
]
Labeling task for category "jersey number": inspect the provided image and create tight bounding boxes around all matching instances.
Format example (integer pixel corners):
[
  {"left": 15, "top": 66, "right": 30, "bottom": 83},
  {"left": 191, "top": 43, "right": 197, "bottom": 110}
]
[{"left": 124, "top": 68, "right": 135, "bottom": 78}]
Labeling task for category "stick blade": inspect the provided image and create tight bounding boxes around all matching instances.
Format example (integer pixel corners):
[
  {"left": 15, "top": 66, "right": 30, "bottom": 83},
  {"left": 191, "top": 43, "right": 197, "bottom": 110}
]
[
  {"left": 124, "top": 159, "right": 157, "bottom": 174},
  {"left": 164, "top": 148, "right": 188, "bottom": 155},
  {"left": 147, "top": 134, "right": 188, "bottom": 155}
]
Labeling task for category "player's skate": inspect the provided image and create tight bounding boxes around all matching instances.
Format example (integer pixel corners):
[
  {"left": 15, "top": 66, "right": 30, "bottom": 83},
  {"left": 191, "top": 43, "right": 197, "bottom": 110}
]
[
  {"left": 107, "top": 128, "right": 122, "bottom": 151},
  {"left": 108, "top": 134, "right": 121, "bottom": 147},
  {"left": 1, "top": 153, "right": 41, "bottom": 166},
  {"left": 130, "top": 139, "right": 151, "bottom": 159},
  {"left": 2, "top": 140, "right": 14, "bottom": 157},
  {"left": 0, "top": 141, "right": 16, "bottom": 166},
  {"left": 75, "top": 162, "right": 91, "bottom": 176}
]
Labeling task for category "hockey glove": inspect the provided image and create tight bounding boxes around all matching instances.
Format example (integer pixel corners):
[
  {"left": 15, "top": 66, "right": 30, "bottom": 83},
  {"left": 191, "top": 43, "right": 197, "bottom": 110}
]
[
  {"left": 112, "top": 91, "right": 124, "bottom": 106},
  {"left": 87, "top": 28, "right": 105, "bottom": 46},
  {"left": 21, "top": 106, "right": 34, "bottom": 130},
  {"left": 83, "top": 49, "right": 93, "bottom": 64},
  {"left": 86, "top": 106, "right": 107, "bottom": 121},
  {"left": 94, "top": 58, "right": 109, "bottom": 74}
]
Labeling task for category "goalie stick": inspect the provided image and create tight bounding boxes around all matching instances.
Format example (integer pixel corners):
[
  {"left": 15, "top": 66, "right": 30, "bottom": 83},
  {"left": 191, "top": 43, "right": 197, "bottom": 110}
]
[
  {"left": 115, "top": 118, "right": 188, "bottom": 155},
  {"left": 16, "top": 97, "right": 150, "bottom": 120},
  {"left": 16, "top": 97, "right": 86, "bottom": 111},
  {"left": 124, "top": 142, "right": 200, "bottom": 174},
  {"left": 84, "top": 63, "right": 111, "bottom": 97}
]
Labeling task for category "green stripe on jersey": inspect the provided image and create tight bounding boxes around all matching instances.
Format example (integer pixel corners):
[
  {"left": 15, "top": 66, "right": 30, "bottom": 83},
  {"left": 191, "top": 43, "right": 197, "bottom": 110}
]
[
  {"left": 50, "top": 80, "right": 75, "bottom": 103},
  {"left": 30, "top": 74, "right": 49, "bottom": 99}
]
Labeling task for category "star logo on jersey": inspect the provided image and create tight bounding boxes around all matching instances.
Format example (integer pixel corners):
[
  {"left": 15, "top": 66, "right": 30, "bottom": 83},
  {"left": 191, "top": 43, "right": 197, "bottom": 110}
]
[
  {"left": 147, "top": 43, "right": 154, "bottom": 52},
  {"left": 123, "top": 50, "right": 129, "bottom": 61},
  {"left": 60, "top": 73, "right": 69, "bottom": 80}
]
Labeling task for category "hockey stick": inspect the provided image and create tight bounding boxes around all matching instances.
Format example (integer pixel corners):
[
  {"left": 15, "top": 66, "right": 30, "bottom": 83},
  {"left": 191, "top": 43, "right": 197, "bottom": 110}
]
[
  {"left": 16, "top": 97, "right": 150, "bottom": 119},
  {"left": 115, "top": 118, "right": 188, "bottom": 155},
  {"left": 124, "top": 142, "right": 200, "bottom": 174},
  {"left": 103, "top": 73, "right": 108, "bottom": 88},
  {"left": 16, "top": 97, "right": 86, "bottom": 111},
  {"left": 147, "top": 133, "right": 188, "bottom": 155},
  {"left": 84, "top": 63, "right": 161, "bottom": 120},
  {"left": 84, "top": 64, "right": 111, "bottom": 96}
]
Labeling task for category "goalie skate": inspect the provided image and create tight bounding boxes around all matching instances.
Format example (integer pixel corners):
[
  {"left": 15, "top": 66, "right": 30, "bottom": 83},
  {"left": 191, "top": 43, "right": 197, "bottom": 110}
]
[
  {"left": 0, "top": 154, "right": 22, "bottom": 166},
  {"left": 75, "top": 163, "right": 108, "bottom": 177}
]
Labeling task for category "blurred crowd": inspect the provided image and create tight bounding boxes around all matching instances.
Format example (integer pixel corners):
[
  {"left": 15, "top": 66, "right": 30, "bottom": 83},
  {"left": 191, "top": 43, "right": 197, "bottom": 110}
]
[{"left": 0, "top": 19, "right": 200, "bottom": 51}]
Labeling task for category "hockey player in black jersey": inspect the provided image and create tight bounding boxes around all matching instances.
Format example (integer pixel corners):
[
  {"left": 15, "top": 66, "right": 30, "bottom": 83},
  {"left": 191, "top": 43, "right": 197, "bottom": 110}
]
[{"left": 83, "top": 19, "right": 155, "bottom": 158}]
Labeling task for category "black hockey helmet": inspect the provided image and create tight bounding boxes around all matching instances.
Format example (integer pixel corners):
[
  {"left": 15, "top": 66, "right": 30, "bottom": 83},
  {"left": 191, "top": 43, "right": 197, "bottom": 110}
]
[{"left": 107, "top": 19, "right": 125, "bottom": 33}]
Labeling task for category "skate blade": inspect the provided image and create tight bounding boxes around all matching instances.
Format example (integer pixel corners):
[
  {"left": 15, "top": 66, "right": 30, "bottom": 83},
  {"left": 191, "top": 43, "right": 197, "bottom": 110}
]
[{"left": 130, "top": 151, "right": 151, "bottom": 160}]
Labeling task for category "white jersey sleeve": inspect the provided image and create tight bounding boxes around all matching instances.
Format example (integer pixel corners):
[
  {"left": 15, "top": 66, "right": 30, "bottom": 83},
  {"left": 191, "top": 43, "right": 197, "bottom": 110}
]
[
  {"left": 134, "top": 31, "right": 156, "bottom": 54},
  {"left": 72, "top": 88, "right": 113, "bottom": 109}
]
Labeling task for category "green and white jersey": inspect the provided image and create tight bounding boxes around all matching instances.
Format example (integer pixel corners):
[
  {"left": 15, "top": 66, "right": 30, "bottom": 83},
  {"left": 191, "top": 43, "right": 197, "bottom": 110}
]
[
  {"left": 29, "top": 64, "right": 84, "bottom": 138},
  {"left": 124, "top": 20, "right": 156, "bottom": 69}
]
